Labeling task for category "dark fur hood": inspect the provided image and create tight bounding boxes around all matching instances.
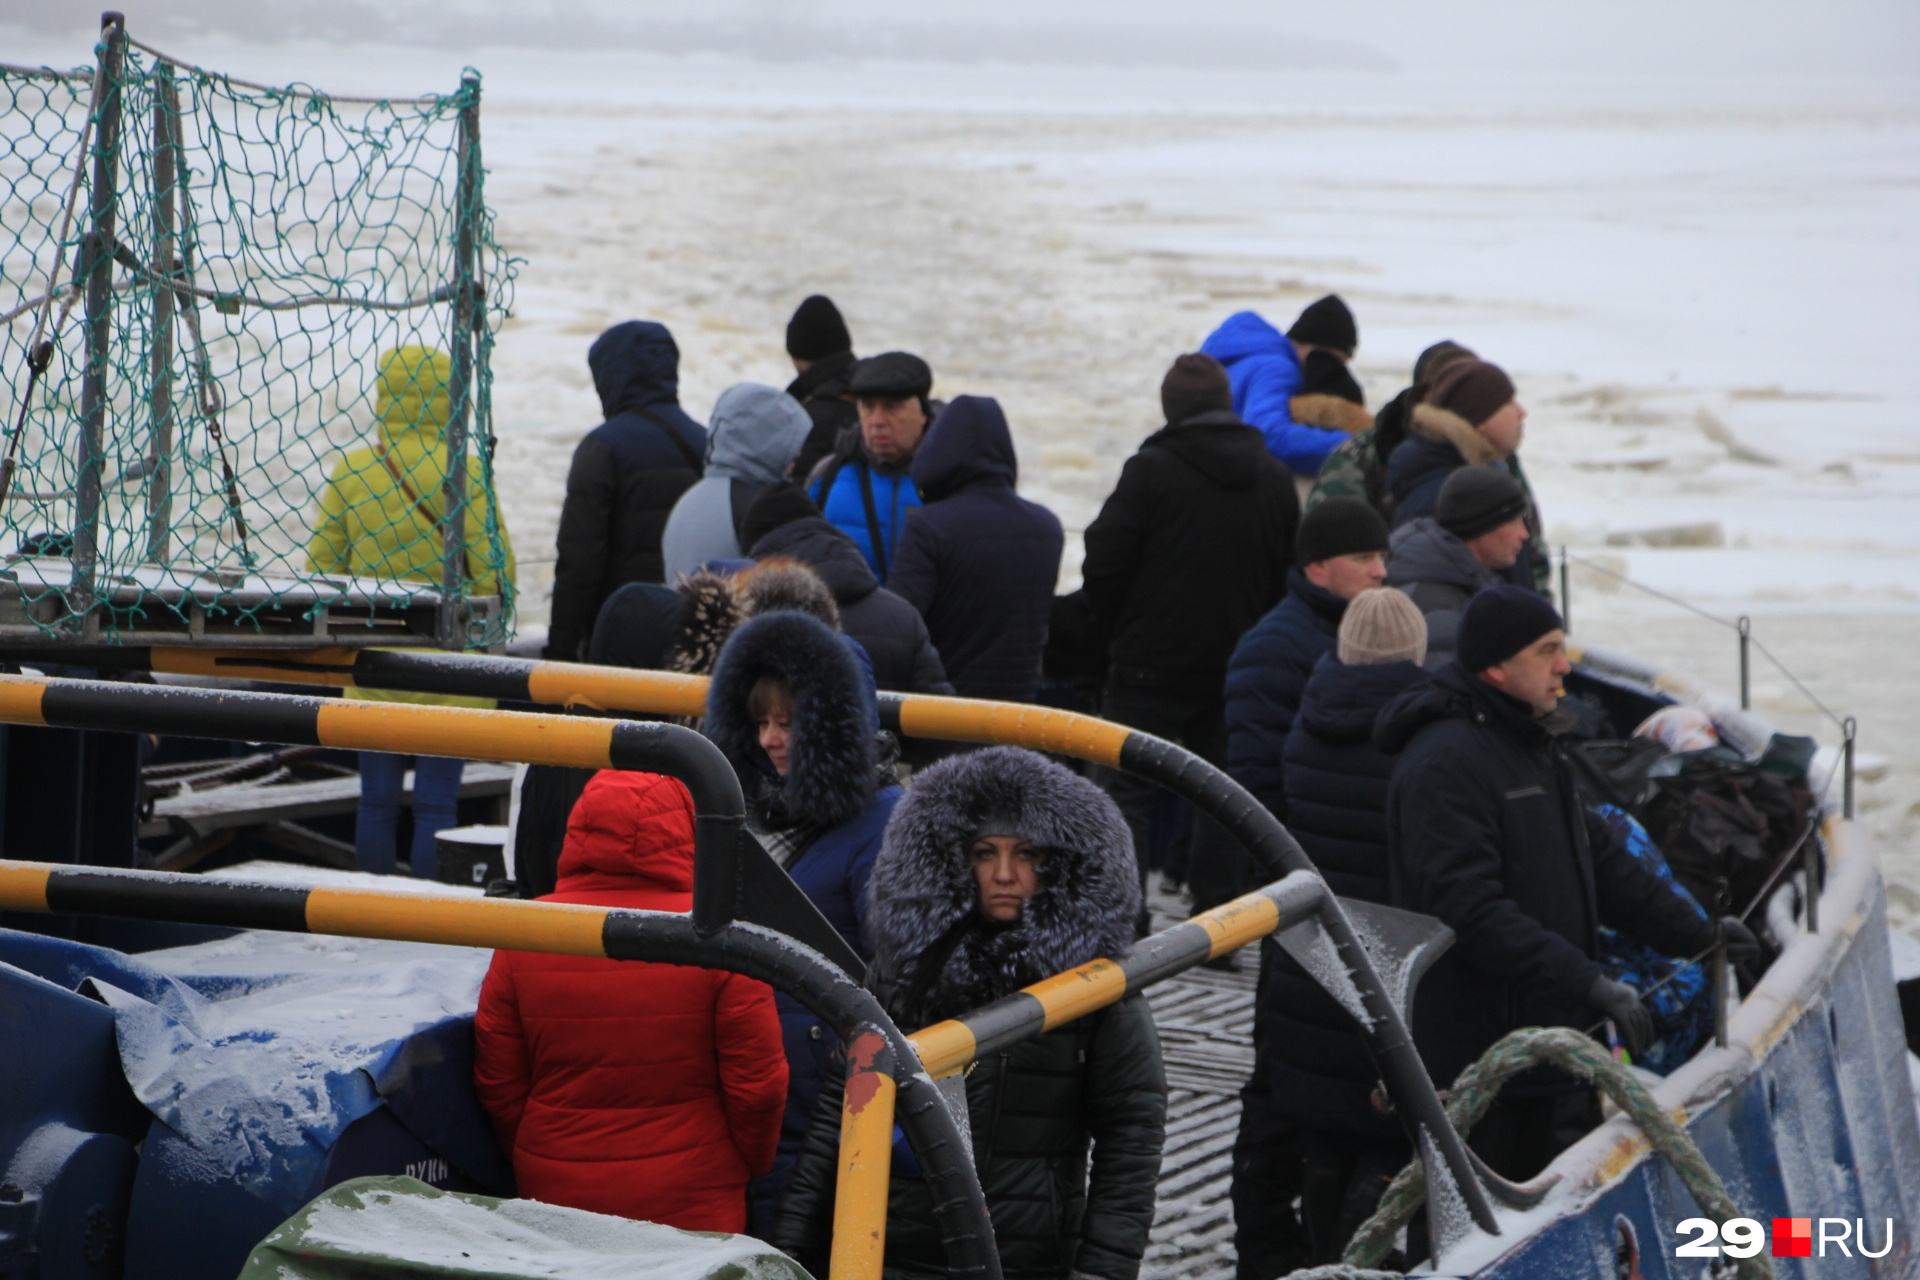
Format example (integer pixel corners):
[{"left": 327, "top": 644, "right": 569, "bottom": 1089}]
[
  {"left": 866, "top": 747, "right": 1139, "bottom": 1027},
  {"left": 704, "top": 610, "right": 878, "bottom": 827}
]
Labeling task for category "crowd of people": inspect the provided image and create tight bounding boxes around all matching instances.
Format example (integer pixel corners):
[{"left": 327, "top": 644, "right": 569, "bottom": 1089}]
[{"left": 314, "top": 293, "right": 1760, "bottom": 1279}]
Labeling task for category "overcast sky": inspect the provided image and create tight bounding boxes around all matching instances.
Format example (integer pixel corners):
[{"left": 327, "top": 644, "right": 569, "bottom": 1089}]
[{"left": 8, "top": 0, "right": 1918, "bottom": 78}]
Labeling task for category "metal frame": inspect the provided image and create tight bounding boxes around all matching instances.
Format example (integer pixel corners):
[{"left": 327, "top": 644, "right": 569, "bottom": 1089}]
[{"left": 9, "top": 647, "right": 1521, "bottom": 1244}]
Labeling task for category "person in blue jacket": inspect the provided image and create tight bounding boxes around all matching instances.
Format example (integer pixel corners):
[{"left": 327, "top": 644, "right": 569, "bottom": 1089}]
[
  {"left": 702, "top": 608, "right": 903, "bottom": 1239},
  {"left": 1199, "top": 296, "right": 1367, "bottom": 478},
  {"left": 805, "top": 351, "right": 934, "bottom": 581},
  {"left": 889, "top": 395, "right": 1064, "bottom": 703}
]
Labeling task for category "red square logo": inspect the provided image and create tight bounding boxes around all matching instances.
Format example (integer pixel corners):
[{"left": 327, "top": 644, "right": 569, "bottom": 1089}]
[{"left": 1773, "top": 1218, "right": 1812, "bottom": 1258}]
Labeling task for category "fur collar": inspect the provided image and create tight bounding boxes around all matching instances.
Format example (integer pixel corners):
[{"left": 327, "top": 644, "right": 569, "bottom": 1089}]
[
  {"left": 1289, "top": 393, "right": 1374, "bottom": 436},
  {"left": 704, "top": 610, "right": 877, "bottom": 827},
  {"left": 1409, "top": 403, "right": 1500, "bottom": 465},
  {"left": 866, "top": 747, "right": 1139, "bottom": 1027}
]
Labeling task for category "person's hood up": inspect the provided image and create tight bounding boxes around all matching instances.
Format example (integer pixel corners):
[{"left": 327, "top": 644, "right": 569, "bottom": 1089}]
[
  {"left": 1386, "top": 518, "right": 1497, "bottom": 595},
  {"left": 704, "top": 610, "right": 878, "bottom": 827},
  {"left": 1294, "top": 653, "right": 1428, "bottom": 746},
  {"left": 865, "top": 746, "right": 1140, "bottom": 1028},
  {"left": 705, "top": 382, "right": 812, "bottom": 484},
  {"left": 1200, "top": 310, "right": 1297, "bottom": 369},
  {"left": 1141, "top": 409, "right": 1267, "bottom": 490},
  {"left": 787, "top": 349, "right": 858, "bottom": 402},
  {"left": 587, "top": 582, "right": 680, "bottom": 669},
  {"left": 1373, "top": 659, "right": 1548, "bottom": 755},
  {"left": 587, "top": 320, "right": 681, "bottom": 419},
  {"left": 375, "top": 345, "right": 452, "bottom": 452},
  {"left": 911, "top": 394, "right": 1017, "bottom": 501},
  {"left": 555, "top": 770, "right": 696, "bottom": 895},
  {"left": 750, "top": 517, "right": 879, "bottom": 606}
]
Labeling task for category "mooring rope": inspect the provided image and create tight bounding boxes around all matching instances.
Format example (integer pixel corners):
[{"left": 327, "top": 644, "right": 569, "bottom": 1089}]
[{"left": 1322, "top": 1025, "right": 1770, "bottom": 1280}]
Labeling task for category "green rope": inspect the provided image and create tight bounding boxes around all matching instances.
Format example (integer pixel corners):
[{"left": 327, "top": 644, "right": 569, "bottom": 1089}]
[
  {"left": 1338, "top": 1026, "right": 1771, "bottom": 1280},
  {"left": 1, "top": 41, "right": 516, "bottom": 644}
]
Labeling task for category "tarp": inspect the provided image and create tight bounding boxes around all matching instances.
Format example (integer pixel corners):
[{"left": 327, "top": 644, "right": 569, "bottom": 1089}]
[
  {"left": 0, "top": 927, "right": 495, "bottom": 1212},
  {"left": 242, "top": 1176, "right": 816, "bottom": 1280}
]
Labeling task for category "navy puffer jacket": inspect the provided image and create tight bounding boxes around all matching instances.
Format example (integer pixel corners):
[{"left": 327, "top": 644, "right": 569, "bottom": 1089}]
[
  {"left": 889, "top": 396, "right": 1064, "bottom": 703},
  {"left": 1223, "top": 569, "right": 1347, "bottom": 820},
  {"left": 1262, "top": 654, "right": 1428, "bottom": 1137}
]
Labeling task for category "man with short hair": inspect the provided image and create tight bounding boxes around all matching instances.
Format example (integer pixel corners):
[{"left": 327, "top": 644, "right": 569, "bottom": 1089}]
[
  {"left": 1376, "top": 586, "right": 1759, "bottom": 1180},
  {"left": 1386, "top": 466, "right": 1531, "bottom": 668},
  {"left": 807, "top": 351, "right": 933, "bottom": 580},
  {"left": 783, "top": 295, "right": 858, "bottom": 481}
]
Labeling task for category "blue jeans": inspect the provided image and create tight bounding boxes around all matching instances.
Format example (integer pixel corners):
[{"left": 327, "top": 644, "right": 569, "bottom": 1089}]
[{"left": 356, "top": 753, "right": 465, "bottom": 878}]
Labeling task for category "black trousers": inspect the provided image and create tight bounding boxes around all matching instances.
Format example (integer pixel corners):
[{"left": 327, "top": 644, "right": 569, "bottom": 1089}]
[
  {"left": 1096, "top": 678, "right": 1260, "bottom": 913},
  {"left": 1230, "top": 943, "right": 1310, "bottom": 1280}
]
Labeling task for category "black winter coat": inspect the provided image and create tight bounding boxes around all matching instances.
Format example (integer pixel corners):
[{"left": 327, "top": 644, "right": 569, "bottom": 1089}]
[
  {"left": 748, "top": 517, "right": 953, "bottom": 696},
  {"left": 1260, "top": 655, "right": 1429, "bottom": 1137},
  {"left": 1377, "top": 664, "right": 1717, "bottom": 1092},
  {"left": 890, "top": 396, "right": 1064, "bottom": 703},
  {"left": 1222, "top": 569, "right": 1347, "bottom": 819},
  {"left": 787, "top": 350, "right": 859, "bottom": 482},
  {"left": 548, "top": 322, "right": 708, "bottom": 660},
  {"left": 1082, "top": 410, "right": 1298, "bottom": 690},
  {"left": 777, "top": 998, "right": 1165, "bottom": 1280}
]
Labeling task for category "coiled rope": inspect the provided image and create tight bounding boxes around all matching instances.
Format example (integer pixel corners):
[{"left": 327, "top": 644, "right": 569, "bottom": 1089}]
[{"left": 1308, "top": 1025, "right": 1771, "bottom": 1280}]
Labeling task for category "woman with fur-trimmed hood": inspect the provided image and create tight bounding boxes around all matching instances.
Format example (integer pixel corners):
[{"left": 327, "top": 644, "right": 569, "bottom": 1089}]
[
  {"left": 773, "top": 747, "right": 1168, "bottom": 1280},
  {"left": 704, "top": 608, "right": 903, "bottom": 1237}
]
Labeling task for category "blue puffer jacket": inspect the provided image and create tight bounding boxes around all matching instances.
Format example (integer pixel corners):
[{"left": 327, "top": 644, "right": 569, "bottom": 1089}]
[
  {"left": 1262, "top": 654, "right": 1429, "bottom": 1138},
  {"left": 1200, "top": 311, "right": 1344, "bottom": 476},
  {"left": 1223, "top": 569, "right": 1348, "bottom": 820},
  {"left": 703, "top": 609, "right": 902, "bottom": 1239},
  {"left": 807, "top": 437, "right": 921, "bottom": 582}
]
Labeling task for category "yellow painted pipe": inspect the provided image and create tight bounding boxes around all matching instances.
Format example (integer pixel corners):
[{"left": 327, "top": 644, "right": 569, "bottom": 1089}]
[{"left": 830, "top": 1027, "right": 898, "bottom": 1280}]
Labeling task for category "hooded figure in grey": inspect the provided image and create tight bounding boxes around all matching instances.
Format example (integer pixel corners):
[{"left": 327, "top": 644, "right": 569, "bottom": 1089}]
[
  {"left": 1384, "top": 517, "right": 1500, "bottom": 669},
  {"left": 661, "top": 383, "right": 812, "bottom": 580},
  {"left": 774, "top": 747, "right": 1167, "bottom": 1280}
]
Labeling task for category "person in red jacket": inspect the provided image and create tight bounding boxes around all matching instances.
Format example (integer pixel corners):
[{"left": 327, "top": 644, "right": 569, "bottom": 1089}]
[{"left": 473, "top": 769, "right": 788, "bottom": 1232}]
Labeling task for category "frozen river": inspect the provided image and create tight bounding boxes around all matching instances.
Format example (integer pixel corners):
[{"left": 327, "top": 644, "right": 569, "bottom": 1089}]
[{"left": 8, "top": 27, "right": 1919, "bottom": 922}]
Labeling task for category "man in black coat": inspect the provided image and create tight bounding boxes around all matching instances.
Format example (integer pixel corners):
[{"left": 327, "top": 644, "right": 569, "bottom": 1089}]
[
  {"left": 1377, "top": 586, "right": 1757, "bottom": 1179},
  {"left": 740, "top": 483, "right": 954, "bottom": 697},
  {"left": 889, "top": 395, "right": 1064, "bottom": 703},
  {"left": 1082, "top": 352, "right": 1298, "bottom": 914},
  {"left": 783, "top": 294, "right": 859, "bottom": 482},
  {"left": 547, "top": 321, "right": 708, "bottom": 661}
]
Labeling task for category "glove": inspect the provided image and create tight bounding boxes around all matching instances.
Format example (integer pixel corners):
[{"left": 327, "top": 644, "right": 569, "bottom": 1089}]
[
  {"left": 1588, "top": 975, "right": 1653, "bottom": 1057},
  {"left": 1718, "top": 916, "right": 1764, "bottom": 969}
]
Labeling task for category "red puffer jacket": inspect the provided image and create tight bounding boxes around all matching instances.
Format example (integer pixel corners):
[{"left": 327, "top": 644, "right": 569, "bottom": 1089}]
[{"left": 474, "top": 770, "right": 787, "bottom": 1232}]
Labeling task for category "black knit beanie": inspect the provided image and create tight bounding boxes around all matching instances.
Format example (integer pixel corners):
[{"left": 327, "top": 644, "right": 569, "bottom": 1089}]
[
  {"left": 1456, "top": 585, "right": 1563, "bottom": 674},
  {"left": 1299, "top": 347, "right": 1365, "bottom": 406},
  {"left": 1424, "top": 359, "right": 1516, "bottom": 428},
  {"left": 785, "top": 295, "right": 852, "bottom": 362},
  {"left": 1297, "top": 497, "right": 1390, "bottom": 566},
  {"left": 1286, "top": 294, "right": 1357, "bottom": 357},
  {"left": 740, "top": 481, "right": 824, "bottom": 554},
  {"left": 1437, "top": 466, "right": 1530, "bottom": 541},
  {"left": 1161, "top": 353, "right": 1234, "bottom": 425}
]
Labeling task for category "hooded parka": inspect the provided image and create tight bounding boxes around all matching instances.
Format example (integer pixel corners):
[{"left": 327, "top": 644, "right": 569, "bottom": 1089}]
[
  {"left": 1383, "top": 517, "right": 1502, "bottom": 670},
  {"left": 547, "top": 321, "right": 709, "bottom": 660},
  {"left": 473, "top": 770, "right": 787, "bottom": 1232},
  {"left": 703, "top": 610, "right": 905, "bottom": 1234},
  {"left": 773, "top": 748, "right": 1166, "bottom": 1280},
  {"left": 888, "top": 396, "right": 1064, "bottom": 703},
  {"left": 661, "top": 383, "right": 812, "bottom": 580},
  {"left": 1376, "top": 663, "right": 1718, "bottom": 1094}
]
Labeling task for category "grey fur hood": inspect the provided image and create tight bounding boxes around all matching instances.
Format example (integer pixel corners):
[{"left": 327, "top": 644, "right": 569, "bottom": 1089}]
[{"left": 866, "top": 747, "right": 1139, "bottom": 1027}]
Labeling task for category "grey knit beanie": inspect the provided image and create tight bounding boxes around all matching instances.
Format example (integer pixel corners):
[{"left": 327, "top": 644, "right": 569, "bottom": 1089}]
[{"left": 1337, "top": 588, "right": 1428, "bottom": 667}]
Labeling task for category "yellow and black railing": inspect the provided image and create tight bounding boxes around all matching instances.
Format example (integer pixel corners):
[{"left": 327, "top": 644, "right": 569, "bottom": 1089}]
[{"left": 5, "top": 649, "right": 1515, "bottom": 1234}]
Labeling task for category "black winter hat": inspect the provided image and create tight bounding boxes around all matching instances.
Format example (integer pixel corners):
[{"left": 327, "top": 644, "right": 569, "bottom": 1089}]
[
  {"left": 740, "top": 481, "right": 823, "bottom": 554},
  {"left": 848, "top": 351, "right": 933, "bottom": 401},
  {"left": 1287, "top": 294, "right": 1357, "bottom": 357},
  {"left": 785, "top": 294, "right": 852, "bottom": 362},
  {"left": 1161, "top": 352, "right": 1234, "bottom": 425},
  {"left": 1299, "top": 347, "right": 1365, "bottom": 406},
  {"left": 1297, "top": 496, "right": 1390, "bottom": 566},
  {"left": 1424, "top": 359, "right": 1516, "bottom": 428},
  {"left": 1457, "top": 584, "right": 1563, "bottom": 674},
  {"left": 1437, "top": 466, "right": 1530, "bottom": 542}
]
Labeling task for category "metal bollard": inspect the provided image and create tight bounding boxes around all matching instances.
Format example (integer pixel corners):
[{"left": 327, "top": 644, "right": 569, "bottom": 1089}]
[
  {"left": 1559, "top": 547, "right": 1572, "bottom": 634},
  {"left": 1736, "top": 616, "right": 1751, "bottom": 711},
  {"left": 1842, "top": 716, "right": 1857, "bottom": 822},
  {"left": 1712, "top": 938, "right": 1729, "bottom": 1050}
]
